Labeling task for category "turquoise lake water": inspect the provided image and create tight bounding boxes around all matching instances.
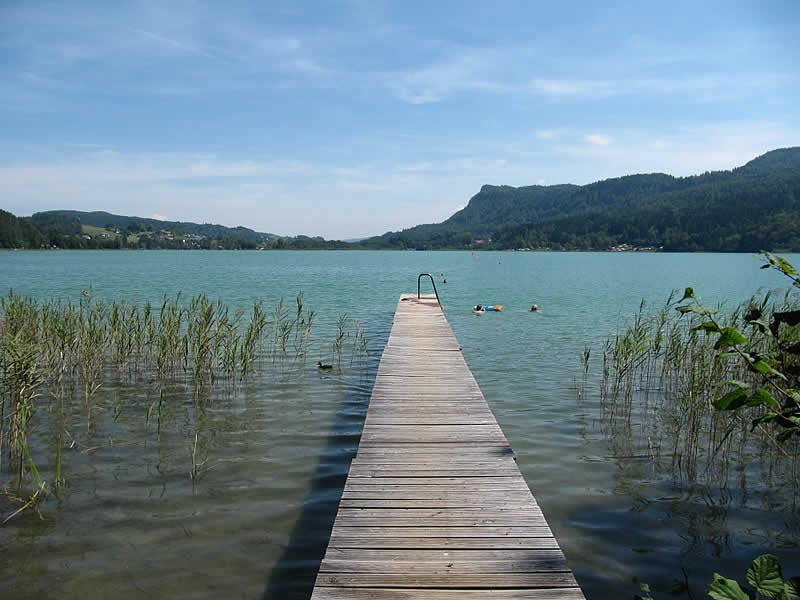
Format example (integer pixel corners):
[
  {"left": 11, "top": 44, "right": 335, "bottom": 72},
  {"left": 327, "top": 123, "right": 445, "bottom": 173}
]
[{"left": 1, "top": 250, "right": 798, "bottom": 599}]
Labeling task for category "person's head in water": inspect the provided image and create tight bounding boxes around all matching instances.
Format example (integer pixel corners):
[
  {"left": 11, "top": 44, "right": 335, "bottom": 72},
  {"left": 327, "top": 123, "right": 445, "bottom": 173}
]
[
  {"left": 475, "top": 304, "right": 483, "bottom": 311},
  {"left": 531, "top": 304, "right": 539, "bottom": 312}
]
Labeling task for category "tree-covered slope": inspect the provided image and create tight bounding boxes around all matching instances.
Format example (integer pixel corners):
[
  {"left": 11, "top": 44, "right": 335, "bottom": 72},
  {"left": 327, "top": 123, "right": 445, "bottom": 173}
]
[
  {"left": 365, "top": 147, "right": 800, "bottom": 251},
  {"left": 30, "top": 210, "right": 278, "bottom": 244},
  {"left": 492, "top": 169, "right": 800, "bottom": 251},
  {"left": 0, "top": 209, "right": 46, "bottom": 249}
]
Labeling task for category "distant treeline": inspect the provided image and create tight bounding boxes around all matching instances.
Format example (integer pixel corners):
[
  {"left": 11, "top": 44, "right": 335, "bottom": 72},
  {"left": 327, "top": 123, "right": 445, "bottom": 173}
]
[
  {"left": 3, "top": 147, "right": 799, "bottom": 252},
  {"left": 0, "top": 209, "right": 349, "bottom": 250}
]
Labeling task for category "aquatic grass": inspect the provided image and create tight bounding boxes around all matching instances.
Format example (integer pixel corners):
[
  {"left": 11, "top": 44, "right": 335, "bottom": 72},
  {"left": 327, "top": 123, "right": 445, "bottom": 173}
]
[
  {"left": 269, "top": 296, "right": 288, "bottom": 362},
  {"left": 351, "top": 320, "right": 367, "bottom": 367},
  {"left": 0, "top": 290, "right": 370, "bottom": 517},
  {"left": 592, "top": 291, "right": 799, "bottom": 495},
  {"left": 2, "top": 480, "right": 47, "bottom": 524},
  {"left": 292, "top": 293, "right": 315, "bottom": 360},
  {"left": 0, "top": 331, "right": 43, "bottom": 485},
  {"left": 189, "top": 429, "right": 216, "bottom": 484},
  {"left": 240, "top": 301, "right": 266, "bottom": 379},
  {"left": 333, "top": 313, "right": 348, "bottom": 365},
  {"left": 156, "top": 295, "right": 184, "bottom": 376}
]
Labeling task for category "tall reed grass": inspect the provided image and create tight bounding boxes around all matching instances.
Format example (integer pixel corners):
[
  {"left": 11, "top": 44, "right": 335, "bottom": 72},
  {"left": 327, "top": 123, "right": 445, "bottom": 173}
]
[
  {"left": 590, "top": 291, "right": 799, "bottom": 493},
  {"left": 0, "top": 291, "right": 369, "bottom": 519}
]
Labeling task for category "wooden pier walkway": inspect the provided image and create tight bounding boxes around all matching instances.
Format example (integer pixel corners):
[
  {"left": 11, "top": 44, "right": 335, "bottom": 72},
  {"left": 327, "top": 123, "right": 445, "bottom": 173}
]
[{"left": 310, "top": 294, "right": 585, "bottom": 599}]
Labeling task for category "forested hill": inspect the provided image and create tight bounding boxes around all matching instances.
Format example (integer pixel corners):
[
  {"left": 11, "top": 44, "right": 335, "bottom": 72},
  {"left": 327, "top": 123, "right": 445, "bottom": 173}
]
[
  {"left": 31, "top": 210, "right": 278, "bottom": 244},
  {"left": 0, "top": 209, "right": 327, "bottom": 249},
  {"left": 363, "top": 147, "right": 800, "bottom": 251},
  {"left": 0, "top": 209, "right": 46, "bottom": 249}
]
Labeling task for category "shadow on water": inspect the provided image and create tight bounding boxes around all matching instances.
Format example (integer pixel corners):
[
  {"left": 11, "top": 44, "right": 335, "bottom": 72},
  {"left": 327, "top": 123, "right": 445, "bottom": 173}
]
[{"left": 261, "top": 333, "right": 387, "bottom": 600}]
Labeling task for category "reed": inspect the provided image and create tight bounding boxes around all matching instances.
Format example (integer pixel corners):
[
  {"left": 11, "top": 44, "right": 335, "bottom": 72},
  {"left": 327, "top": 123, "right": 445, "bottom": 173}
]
[
  {"left": 0, "top": 290, "right": 370, "bottom": 519},
  {"left": 333, "top": 313, "right": 348, "bottom": 364},
  {"left": 189, "top": 431, "right": 208, "bottom": 483},
  {"left": 269, "top": 296, "right": 287, "bottom": 361},
  {"left": 292, "top": 293, "right": 315, "bottom": 360},
  {"left": 1, "top": 331, "right": 43, "bottom": 488},
  {"left": 240, "top": 301, "right": 266, "bottom": 379},
  {"left": 593, "top": 291, "right": 799, "bottom": 491}
]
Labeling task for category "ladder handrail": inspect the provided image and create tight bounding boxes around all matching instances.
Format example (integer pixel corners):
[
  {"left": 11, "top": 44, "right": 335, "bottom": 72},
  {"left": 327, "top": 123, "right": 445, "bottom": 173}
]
[{"left": 417, "top": 273, "right": 442, "bottom": 307}]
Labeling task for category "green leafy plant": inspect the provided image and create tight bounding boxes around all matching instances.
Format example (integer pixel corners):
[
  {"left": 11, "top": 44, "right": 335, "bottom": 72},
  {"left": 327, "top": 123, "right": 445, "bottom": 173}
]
[
  {"left": 676, "top": 252, "right": 800, "bottom": 442},
  {"left": 708, "top": 554, "right": 799, "bottom": 600},
  {"left": 637, "top": 555, "right": 798, "bottom": 600}
]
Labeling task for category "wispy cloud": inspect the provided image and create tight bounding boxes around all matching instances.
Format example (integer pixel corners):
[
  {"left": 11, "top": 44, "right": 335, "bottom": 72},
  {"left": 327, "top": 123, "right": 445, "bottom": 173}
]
[
  {"left": 585, "top": 134, "right": 614, "bottom": 146},
  {"left": 386, "top": 48, "right": 511, "bottom": 104},
  {"left": 531, "top": 79, "right": 610, "bottom": 97},
  {"left": 535, "top": 129, "right": 567, "bottom": 140},
  {"left": 128, "top": 28, "right": 222, "bottom": 61}
]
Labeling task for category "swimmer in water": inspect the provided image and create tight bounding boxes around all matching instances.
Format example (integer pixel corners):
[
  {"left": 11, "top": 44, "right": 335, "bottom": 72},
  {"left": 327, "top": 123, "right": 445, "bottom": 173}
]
[{"left": 531, "top": 304, "right": 539, "bottom": 312}]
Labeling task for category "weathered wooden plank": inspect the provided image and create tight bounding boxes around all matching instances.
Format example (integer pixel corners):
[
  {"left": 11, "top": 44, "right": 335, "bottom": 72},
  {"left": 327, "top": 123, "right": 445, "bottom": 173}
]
[
  {"left": 320, "top": 556, "right": 569, "bottom": 574},
  {"left": 311, "top": 589, "right": 584, "bottom": 600},
  {"left": 340, "top": 495, "right": 535, "bottom": 504},
  {"left": 313, "top": 573, "right": 579, "bottom": 589},
  {"left": 359, "top": 435, "right": 510, "bottom": 445},
  {"left": 354, "top": 445, "right": 514, "bottom": 455},
  {"left": 337, "top": 499, "right": 540, "bottom": 509},
  {"left": 335, "top": 508, "right": 543, "bottom": 518},
  {"left": 345, "top": 470, "right": 522, "bottom": 478},
  {"left": 333, "top": 517, "right": 548, "bottom": 527},
  {"left": 324, "top": 549, "right": 565, "bottom": 561},
  {"left": 311, "top": 588, "right": 583, "bottom": 600},
  {"left": 365, "top": 417, "right": 500, "bottom": 425},
  {"left": 329, "top": 526, "right": 555, "bottom": 538},
  {"left": 352, "top": 452, "right": 514, "bottom": 459},
  {"left": 349, "top": 460, "right": 516, "bottom": 468},
  {"left": 349, "top": 460, "right": 515, "bottom": 469},
  {"left": 344, "top": 481, "right": 528, "bottom": 490},
  {"left": 326, "top": 537, "right": 561, "bottom": 550},
  {"left": 343, "top": 482, "right": 530, "bottom": 491},
  {"left": 365, "top": 407, "right": 490, "bottom": 413}
]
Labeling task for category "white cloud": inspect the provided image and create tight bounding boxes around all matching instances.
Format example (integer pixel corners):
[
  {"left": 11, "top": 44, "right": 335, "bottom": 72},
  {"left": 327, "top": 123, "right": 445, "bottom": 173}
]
[
  {"left": 585, "top": 134, "right": 614, "bottom": 146},
  {"left": 387, "top": 49, "right": 511, "bottom": 104},
  {"left": 152, "top": 213, "right": 168, "bottom": 220},
  {"left": 128, "top": 28, "right": 221, "bottom": 61},
  {"left": 531, "top": 79, "right": 609, "bottom": 97},
  {"left": 535, "top": 129, "right": 566, "bottom": 140}
]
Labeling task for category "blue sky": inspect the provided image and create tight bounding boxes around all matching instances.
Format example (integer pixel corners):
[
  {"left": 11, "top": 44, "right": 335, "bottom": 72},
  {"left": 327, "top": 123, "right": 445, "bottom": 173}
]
[{"left": 1, "top": 1, "right": 798, "bottom": 239}]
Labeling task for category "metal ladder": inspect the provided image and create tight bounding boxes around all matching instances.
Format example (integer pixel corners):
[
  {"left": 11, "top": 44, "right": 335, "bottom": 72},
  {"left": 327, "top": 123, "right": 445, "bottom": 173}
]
[{"left": 417, "top": 273, "right": 442, "bottom": 307}]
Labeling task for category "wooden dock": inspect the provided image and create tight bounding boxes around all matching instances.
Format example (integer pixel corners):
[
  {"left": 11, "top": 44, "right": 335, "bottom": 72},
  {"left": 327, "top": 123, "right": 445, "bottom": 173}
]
[{"left": 310, "top": 294, "right": 585, "bottom": 599}]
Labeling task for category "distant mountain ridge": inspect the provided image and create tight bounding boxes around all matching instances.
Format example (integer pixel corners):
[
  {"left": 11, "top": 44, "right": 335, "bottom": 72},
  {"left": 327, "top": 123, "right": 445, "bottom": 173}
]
[
  {"left": 30, "top": 210, "right": 279, "bottom": 244},
  {"left": 364, "top": 147, "right": 800, "bottom": 251}
]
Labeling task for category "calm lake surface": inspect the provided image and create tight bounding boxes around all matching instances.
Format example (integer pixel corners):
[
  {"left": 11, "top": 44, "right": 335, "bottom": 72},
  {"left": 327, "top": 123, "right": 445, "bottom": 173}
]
[{"left": 1, "top": 250, "right": 798, "bottom": 599}]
